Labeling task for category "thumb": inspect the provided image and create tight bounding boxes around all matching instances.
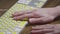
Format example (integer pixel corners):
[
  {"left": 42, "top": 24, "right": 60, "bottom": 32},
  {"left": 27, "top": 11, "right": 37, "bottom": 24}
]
[{"left": 29, "top": 17, "right": 54, "bottom": 24}]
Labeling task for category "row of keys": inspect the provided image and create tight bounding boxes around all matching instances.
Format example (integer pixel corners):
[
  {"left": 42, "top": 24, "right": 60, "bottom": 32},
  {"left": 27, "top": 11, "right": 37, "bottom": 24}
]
[
  {"left": 17, "top": 0, "right": 47, "bottom": 8},
  {"left": 0, "top": 32, "right": 18, "bottom": 34}
]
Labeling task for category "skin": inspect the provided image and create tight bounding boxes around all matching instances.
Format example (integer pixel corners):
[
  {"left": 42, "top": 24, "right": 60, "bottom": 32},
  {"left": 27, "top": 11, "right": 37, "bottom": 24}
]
[
  {"left": 31, "top": 24, "right": 60, "bottom": 34},
  {"left": 12, "top": 6, "right": 60, "bottom": 34}
]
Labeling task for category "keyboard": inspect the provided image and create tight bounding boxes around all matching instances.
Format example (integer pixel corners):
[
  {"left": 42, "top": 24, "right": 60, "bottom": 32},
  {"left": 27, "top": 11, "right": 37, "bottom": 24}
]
[{"left": 0, "top": 0, "right": 47, "bottom": 34}]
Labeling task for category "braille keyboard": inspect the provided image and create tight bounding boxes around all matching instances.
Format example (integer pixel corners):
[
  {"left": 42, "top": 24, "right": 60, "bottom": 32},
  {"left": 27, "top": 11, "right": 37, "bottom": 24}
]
[{"left": 0, "top": 0, "right": 47, "bottom": 34}]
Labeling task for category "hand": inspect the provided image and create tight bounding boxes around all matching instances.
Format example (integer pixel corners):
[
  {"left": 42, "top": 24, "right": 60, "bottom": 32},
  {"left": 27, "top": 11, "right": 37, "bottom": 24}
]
[
  {"left": 31, "top": 24, "right": 60, "bottom": 34},
  {"left": 12, "top": 7, "right": 59, "bottom": 24}
]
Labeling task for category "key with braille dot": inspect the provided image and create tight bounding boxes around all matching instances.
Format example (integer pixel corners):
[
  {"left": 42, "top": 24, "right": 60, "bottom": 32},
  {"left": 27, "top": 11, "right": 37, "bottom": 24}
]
[{"left": 0, "top": 0, "right": 47, "bottom": 34}]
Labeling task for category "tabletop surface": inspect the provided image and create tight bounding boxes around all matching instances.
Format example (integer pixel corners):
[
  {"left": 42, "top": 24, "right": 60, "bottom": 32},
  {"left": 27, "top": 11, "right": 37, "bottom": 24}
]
[{"left": 0, "top": 0, "right": 60, "bottom": 34}]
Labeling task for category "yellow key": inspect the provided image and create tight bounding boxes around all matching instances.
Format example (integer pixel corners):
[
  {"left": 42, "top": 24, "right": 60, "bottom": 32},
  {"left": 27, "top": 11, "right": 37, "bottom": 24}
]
[
  {"left": 12, "top": 32, "right": 17, "bottom": 34},
  {"left": 0, "top": 32, "right": 4, "bottom": 34},
  {"left": 19, "top": 21, "right": 27, "bottom": 28}
]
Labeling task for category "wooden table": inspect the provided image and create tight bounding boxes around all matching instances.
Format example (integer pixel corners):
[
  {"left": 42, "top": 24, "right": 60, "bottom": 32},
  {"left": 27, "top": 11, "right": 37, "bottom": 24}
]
[{"left": 0, "top": 0, "right": 60, "bottom": 34}]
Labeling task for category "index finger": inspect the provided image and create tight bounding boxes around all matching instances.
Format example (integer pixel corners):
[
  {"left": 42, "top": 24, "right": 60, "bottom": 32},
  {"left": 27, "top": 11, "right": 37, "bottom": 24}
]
[{"left": 12, "top": 10, "right": 32, "bottom": 17}]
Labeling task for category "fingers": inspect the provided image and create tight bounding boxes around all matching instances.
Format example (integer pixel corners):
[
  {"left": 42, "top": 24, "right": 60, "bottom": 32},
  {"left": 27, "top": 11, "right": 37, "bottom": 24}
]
[
  {"left": 12, "top": 10, "right": 32, "bottom": 17},
  {"left": 13, "top": 14, "right": 54, "bottom": 25},
  {"left": 29, "top": 17, "right": 54, "bottom": 24},
  {"left": 13, "top": 14, "right": 32, "bottom": 20},
  {"left": 13, "top": 13, "right": 40, "bottom": 20},
  {"left": 32, "top": 25, "right": 54, "bottom": 30},
  {"left": 31, "top": 30, "right": 44, "bottom": 34},
  {"left": 31, "top": 29, "right": 53, "bottom": 34},
  {"left": 13, "top": 13, "right": 37, "bottom": 20},
  {"left": 32, "top": 26, "right": 43, "bottom": 30},
  {"left": 31, "top": 24, "right": 60, "bottom": 34},
  {"left": 31, "top": 25, "right": 54, "bottom": 34},
  {"left": 29, "top": 18, "right": 43, "bottom": 24},
  {"left": 45, "top": 33, "right": 53, "bottom": 34}
]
